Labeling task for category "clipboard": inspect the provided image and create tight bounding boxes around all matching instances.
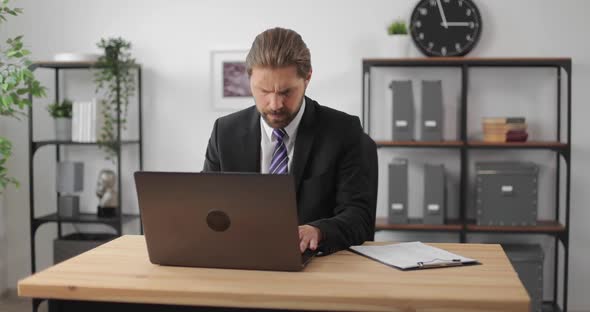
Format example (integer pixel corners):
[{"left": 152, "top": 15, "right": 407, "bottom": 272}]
[{"left": 349, "top": 242, "right": 479, "bottom": 270}]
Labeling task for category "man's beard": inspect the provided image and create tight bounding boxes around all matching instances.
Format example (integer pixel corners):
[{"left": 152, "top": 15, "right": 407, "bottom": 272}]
[{"left": 259, "top": 94, "right": 304, "bottom": 129}]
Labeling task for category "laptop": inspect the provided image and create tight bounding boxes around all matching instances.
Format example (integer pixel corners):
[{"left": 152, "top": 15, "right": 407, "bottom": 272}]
[{"left": 134, "top": 171, "right": 317, "bottom": 271}]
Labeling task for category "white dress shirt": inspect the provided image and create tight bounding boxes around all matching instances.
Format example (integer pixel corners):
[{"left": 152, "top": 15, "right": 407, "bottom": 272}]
[{"left": 260, "top": 97, "right": 306, "bottom": 174}]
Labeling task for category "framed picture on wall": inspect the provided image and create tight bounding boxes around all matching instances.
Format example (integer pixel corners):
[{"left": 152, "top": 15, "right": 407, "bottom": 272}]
[{"left": 210, "top": 50, "right": 253, "bottom": 111}]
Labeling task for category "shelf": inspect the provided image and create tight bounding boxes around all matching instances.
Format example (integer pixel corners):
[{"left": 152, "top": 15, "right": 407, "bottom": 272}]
[
  {"left": 374, "top": 140, "right": 568, "bottom": 151},
  {"left": 376, "top": 140, "right": 463, "bottom": 148},
  {"left": 34, "top": 61, "right": 97, "bottom": 69},
  {"left": 363, "top": 56, "right": 571, "bottom": 312},
  {"left": 363, "top": 57, "right": 571, "bottom": 69},
  {"left": 467, "top": 141, "right": 568, "bottom": 151},
  {"left": 465, "top": 220, "right": 565, "bottom": 234},
  {"left": 33, "top": 213, "right": 141, "bottom": 226},
  {"left": 33, "top": 60, "right": 141, "bottom": 69},
  {"left": 28, "top": 60, "right": 144, "bottom": 274},
  {"left": 33, "top": 140, "right": 140, "bottom": 151},
  {"left": 375, "top": 217, "right": 462, "bottom": 232},
  {"left": 376, "top": 218, "right": 565, "bottom": 234}
]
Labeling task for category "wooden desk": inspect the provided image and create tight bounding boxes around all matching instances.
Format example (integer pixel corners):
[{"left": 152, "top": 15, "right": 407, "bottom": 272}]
[{"left": 18, "top": 235, "right": 529, "bottom": 312}]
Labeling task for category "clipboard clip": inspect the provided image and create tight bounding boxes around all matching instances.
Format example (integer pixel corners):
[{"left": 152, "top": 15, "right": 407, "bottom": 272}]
[{"left": 416, "top": 258, "right": 463, "bottom": 269}]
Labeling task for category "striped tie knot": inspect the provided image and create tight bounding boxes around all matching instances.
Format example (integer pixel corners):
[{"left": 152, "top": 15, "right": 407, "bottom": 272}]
[
  {"left": 269, "top": 128, "right": 288, "bottom": 174},
  {"left": 272, "top": 128, "right": 287, "bottom": 141}
]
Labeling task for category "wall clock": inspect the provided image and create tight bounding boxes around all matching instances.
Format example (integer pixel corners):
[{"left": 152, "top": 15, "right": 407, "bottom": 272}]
[{"left": 410, "top": 0, "right": 482, "bottom": 57}]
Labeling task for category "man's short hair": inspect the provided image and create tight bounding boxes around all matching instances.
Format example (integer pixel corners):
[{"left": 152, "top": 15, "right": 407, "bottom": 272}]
[{"left": 246, "top": 27, "right": 312, "bottom": 79}]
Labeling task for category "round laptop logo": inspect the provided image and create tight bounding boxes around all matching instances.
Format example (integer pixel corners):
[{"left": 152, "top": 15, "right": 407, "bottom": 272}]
[{"left": 206, "top": 210, "right": 231, "bottom": 232}]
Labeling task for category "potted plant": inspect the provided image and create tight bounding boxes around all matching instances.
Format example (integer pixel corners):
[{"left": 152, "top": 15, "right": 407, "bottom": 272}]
[
  {"left": 47, "top": 99, "right": 73, "bottom": 141},
  {"left": 0, "top": 0, "right": 46, "bottom": 193},
  {"left": 387, "top": 19, "right": 410, "bottom": 57},
  {"left": 93, "top": 37, "right": 136, "bottom": 163},
  {"left": 1, "top": 0, "right": 45, "bottom": 293}
]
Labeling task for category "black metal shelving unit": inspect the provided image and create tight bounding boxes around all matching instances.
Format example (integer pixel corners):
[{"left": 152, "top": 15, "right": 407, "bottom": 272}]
[
  {"left": 363, "top": 57, "right": 571, "bottom": 312},
  {"left": 27, "top": 61, "right": 144, "bottom": 274}
]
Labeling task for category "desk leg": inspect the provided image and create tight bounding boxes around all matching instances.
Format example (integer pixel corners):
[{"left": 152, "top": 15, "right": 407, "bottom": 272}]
[{"left": 32, "top": 298, "right": 44, "bottom": 312}]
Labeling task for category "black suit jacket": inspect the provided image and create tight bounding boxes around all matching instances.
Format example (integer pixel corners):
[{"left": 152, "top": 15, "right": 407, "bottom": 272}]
[{"left": 203, "top": 96, "right": 373, "bottom": 254}]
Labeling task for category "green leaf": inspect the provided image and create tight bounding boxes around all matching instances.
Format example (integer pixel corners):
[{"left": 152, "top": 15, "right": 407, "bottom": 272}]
[
  {"left": 10, "top": 92, "right": 20, "bottom": 105},
  {"left": 22, "top": 68, "right": 33, "bottom": 79},
  {"left": 1, "top": 94, "right": 13, "bottom": 106}
]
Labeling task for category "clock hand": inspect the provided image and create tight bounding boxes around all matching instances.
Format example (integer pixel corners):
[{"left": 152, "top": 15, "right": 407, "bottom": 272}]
[
  {"left": 436, "top": 0, "right": 448, "bottom": 29},
  {"left": 441, "top": 22, "right": 471, "bottom": 26}
]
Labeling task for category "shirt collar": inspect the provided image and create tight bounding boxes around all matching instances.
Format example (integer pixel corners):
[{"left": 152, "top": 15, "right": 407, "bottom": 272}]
[{"left": 261, "top": 96, "right": 306, "bottom": 141}]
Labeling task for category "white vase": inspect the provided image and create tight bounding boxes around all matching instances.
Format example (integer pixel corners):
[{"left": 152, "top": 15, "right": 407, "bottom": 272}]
[
  {"left": 0, "top": 194, "right": 6, "bottom": 295},
  {"left": 55, "top": 118, "right": 72, "bottom": 141},
  {"left": 388, "top": 35, "right": 411, "bottom": 58}
]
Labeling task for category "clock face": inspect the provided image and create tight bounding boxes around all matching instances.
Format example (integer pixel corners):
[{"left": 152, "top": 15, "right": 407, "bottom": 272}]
[{"left": 410, "top": 0, "right": 482, "bottom": 57}]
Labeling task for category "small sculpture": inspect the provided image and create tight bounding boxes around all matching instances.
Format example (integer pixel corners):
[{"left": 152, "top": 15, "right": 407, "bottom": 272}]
[{"left": 96, "top": 169, "right": 118, "bottom": 217}]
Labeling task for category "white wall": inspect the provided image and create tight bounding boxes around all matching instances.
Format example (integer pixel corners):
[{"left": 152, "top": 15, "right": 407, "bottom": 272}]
[
  {"left": 0, "top": 199, "right": 4, "bottom": 296},
  {"left": 0, "top": 120, "right": 6, "bottom": 294},
  {"left": 1, "top": 0, "right": 589, "bottom": 310}
]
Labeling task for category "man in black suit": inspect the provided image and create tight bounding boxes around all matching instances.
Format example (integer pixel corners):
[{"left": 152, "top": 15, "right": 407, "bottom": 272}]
[{"left": 203, "top": 27, "right": 373, "bottom": 255}]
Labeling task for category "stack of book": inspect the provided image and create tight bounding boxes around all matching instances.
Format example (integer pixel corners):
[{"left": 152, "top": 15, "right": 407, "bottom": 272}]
[
  {"left": 482, "top": 117, "right": 528, "bottom": 142},
  {"left": 72, "top": 99, "right": 101, "bottom": 142}
]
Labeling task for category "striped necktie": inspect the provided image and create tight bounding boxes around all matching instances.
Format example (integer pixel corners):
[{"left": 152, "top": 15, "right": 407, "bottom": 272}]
[{"left": 269, "top": 128, "right": 288, "bottom": 174}]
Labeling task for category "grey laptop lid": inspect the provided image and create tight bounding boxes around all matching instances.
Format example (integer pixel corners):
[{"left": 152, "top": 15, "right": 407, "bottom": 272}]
[{"left": 134, "top": 171, "right": 306, "bottom": 271}]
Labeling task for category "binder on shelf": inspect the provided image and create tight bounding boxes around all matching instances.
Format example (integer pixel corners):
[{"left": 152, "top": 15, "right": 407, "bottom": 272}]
[
  {"left": 388, "top": 158, "right": 409, "bottom": 224},
  {"left": 390, "top": 80, "right": 415, "bottom": 141},
  {"left": 445, "top": 177, "right": 459, "bottom": 221},
  {"left": 81, "top": 101, "right": 88, "bottom": 142},
  {"left": 421, "top": 80, "right": 443, "bottom": 141},
  {"left": 423, "top": 164, "right": 446, "bottom": 225},
  {"left": 72, "top": 101, "right": 86, "bottom": 142},
  {"left": 90, "top": 98, "right": 97, "bottom": 142},
  {"left": 350, "top": 242, "right": 478, "bottom": 270},
  {"left": 72, "top": 98, "right": 99, "bottom": 143},
  {"left": 71, "top": 101, "right": 79, "bottom": 141}
]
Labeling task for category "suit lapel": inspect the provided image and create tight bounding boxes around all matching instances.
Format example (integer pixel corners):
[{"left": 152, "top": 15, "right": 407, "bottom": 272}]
[
  {"left": 292, "top": 97, "right": 316, "bottom": 193},
  {"left": 237, "top": 107, "right": 261, "bottom": 173}
]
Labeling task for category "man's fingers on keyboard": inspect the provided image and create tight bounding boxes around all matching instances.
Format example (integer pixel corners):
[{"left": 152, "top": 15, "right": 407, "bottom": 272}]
[
  {"left": 309, "top": 238, "right": 318, "bottom": 250},
  {"left": 300, "top": 236, "right": 311, "bottom": 253}
]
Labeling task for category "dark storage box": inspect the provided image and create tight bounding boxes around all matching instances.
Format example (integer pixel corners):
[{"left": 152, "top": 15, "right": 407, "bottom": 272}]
[
  {"left": 475, "top": 162, "right": 538, "bottom": 226},
  {"left": 503, "top": 244, "right": 544, "bottom": 312},
  {"left": 53, "top": 233, "right": 117, "bottom": 264}
]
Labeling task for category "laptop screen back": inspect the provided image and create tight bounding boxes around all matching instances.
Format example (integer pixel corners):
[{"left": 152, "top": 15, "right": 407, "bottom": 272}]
[{"left": 134, "top": 172, "right": 303, "bottom": 271}]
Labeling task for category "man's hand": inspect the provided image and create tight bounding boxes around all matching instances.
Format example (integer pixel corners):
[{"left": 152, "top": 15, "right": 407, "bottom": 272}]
[{"left": 298, "top": 225, "right": 322, "bottom": 253}]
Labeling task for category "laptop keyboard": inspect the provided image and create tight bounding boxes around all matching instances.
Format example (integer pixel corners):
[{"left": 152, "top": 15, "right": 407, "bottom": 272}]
[{"left": 301, "top": 249, "right": 317, "bottom": 265}]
